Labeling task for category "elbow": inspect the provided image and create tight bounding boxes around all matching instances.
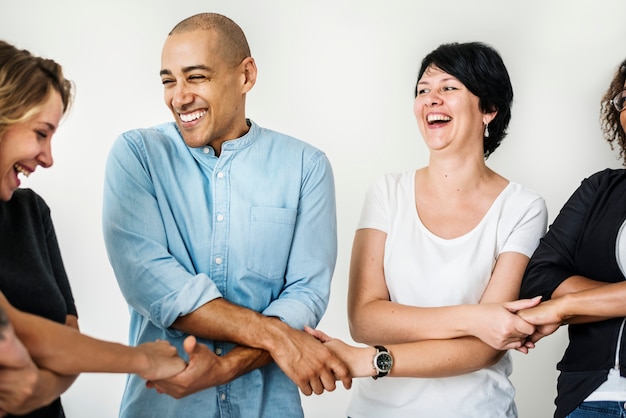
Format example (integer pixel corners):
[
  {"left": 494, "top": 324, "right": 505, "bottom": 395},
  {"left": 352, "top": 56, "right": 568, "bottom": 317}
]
[
  {"left": 348, "top": 316, "right": 374, "bottom": 345},
  {"left": 348, "top": 300, "right": 389, "bottom": 345},
  {"left": 482, "top": 349, "right": 506, "bottom": 369},
  {"left": 348, "top": 321, "right": 365, "bottom": 344},
  {"left": 464, "top": 344, "right": 505, "bottom": 373}
]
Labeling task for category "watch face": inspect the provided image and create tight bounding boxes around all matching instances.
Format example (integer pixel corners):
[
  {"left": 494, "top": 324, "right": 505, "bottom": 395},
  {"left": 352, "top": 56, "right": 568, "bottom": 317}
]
[{"left": 376, "top": 352, "right": 393, "bottom": 372}]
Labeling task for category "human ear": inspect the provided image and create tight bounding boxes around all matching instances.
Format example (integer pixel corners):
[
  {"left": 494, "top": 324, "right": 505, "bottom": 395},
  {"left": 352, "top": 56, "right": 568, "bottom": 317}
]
[{"left": 241, "top": 57, "right": 257, "bottom": 93}]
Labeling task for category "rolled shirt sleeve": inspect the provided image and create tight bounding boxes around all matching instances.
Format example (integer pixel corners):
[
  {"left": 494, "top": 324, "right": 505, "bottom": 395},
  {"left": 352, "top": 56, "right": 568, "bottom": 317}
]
[
  {"left": 103, "top": 128, "right": 223, "bottom": 331},
  {"left": 261, "top": 150, "right": 337, "bottom": 329},
  {"left": 103, "top": 121, "right": 336, "bottom": 336}
]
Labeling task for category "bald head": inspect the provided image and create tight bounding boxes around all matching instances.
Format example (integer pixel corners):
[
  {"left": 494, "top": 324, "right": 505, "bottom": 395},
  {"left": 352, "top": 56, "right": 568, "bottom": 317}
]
[{"left": 169, "top": 13, "right": 250, "bottom": 66}]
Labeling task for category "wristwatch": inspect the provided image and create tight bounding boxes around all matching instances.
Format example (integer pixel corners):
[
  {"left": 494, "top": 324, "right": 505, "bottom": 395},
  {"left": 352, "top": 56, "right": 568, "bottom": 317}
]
[{"left": 372, "top": 345, "right": 393, "bottom": 380}]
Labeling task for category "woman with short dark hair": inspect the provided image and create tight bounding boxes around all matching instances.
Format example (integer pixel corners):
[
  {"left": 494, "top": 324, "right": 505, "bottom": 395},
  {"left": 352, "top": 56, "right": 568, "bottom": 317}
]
[{"left": 307, "top": 42, "right": 547, "bottom": 417}]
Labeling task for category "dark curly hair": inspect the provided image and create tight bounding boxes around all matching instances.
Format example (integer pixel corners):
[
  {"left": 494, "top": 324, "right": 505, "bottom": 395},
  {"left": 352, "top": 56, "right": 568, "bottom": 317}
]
[
  {"left": 416, "top": 42, "right": 513, "bottom": 159},
  {"left": 600, "top": 59, "right": 626, "bottom": 165}
]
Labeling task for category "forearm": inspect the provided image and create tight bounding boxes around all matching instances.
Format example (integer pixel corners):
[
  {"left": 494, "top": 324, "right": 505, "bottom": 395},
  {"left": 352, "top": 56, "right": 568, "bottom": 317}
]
[
  {"left": 6, "top": 305, "right": 155, "bottom": 376},
  {"left": 173, "top": 297, "right": 294, "bottom": 353},
  {"left": 350, "top": 301, "right": 490, "bottom": 345},
  {"left": 349, "top": 239, "right": 530, "bottom": 347},
  {"left": 388, "top": 337, "right": 503, "bottom": 378},
  {"left": 24, "top": 330, "right": 151, "bottom": 376},
  {"left": 222, "top": 345, "right": 273, "bottom": 380},
  {"left": 28, "top": 332, "right": 156, "bottom": 377},
  {"left": 552, "top": 280, "right": 626, "bottom": 323},
  {"left": 346, "top": 337, "right": 503, "bottom": 379},
  {"left": 172, "top": 298, "right": 287, "bottom": 376},
  {"left": 171, "top": 297, "right": 349, "bottom": 395},
  {"left": 30, "top": 371, "right": 76, "bottom": 408},
  {"left": 7, "top": 369, "right": 76, "bottom": 415},
  {"left": 551, "top": 275, "right": 608, "bottom": 299}
]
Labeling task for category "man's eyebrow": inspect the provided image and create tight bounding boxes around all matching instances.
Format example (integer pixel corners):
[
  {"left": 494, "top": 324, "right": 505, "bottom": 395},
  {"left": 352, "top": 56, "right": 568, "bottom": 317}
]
[
  {"left": 159, "top": 65, "right": 213, "bottom": 77},
  {"left": 182, "top": 65, "right": 212, "bottom": 73}
]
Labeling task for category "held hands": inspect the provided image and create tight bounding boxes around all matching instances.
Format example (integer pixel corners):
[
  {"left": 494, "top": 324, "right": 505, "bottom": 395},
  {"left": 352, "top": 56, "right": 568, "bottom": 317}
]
[
  {"left": 516, "top": 298, "right": 564, "bottom": 346},
  {"left": 268, "top": 325, "right": 351, "bottom": 396},
  {"left": 135, "top": 339, "right": 187, "bottom": 381},
  {"left": 304, "top": 327, "right": 374, "bottom": 378},
  {"left": 475, "top": 296, "right": 566, "bottom": 353},
  {"left": 146, "top": 336, "right": 231, "bottom": 398},
  {"left": 147, "top": 327, "right": 353, "bottom": 399},
  {"left": 471, "top": 297, "right": 541, "bottom": 353}
]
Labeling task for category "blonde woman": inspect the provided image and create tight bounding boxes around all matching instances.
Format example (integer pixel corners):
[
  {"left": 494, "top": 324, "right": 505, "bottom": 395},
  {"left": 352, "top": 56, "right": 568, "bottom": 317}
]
[{"left": 0, "top": 40, "right": 185, "bottom": 417}]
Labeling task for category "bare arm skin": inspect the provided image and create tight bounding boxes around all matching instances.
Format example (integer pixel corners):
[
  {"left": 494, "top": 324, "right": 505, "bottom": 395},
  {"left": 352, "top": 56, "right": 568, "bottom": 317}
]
[
  {"left": 0, "top": 313, "right": 78, "bottom": 416},
  {"left": 147, "top": 336, "right": 272, "bottom": 398},
  {"left": 348, "top": 229, "right": 536, "bottom": 347},
  {"left": 0, "top": 292, "right": 185, "bottom": 381},
  {"left": 20, "top": 315, "right": 79, "bottom": 414},
  {"left": 307, "top": 326, "right": 509, "bottom": 378},
  {"left": 0, "top": 308, "right": 39, "bottom": 416},
  {"left": 519, "top": 276, "right": 626, "bottom": 344},
  {"left": 345, "top": 228, "right": 537, "bottom": 379},
  {"left": 169, "top": 297, "right": 351, "bottom": 396}
]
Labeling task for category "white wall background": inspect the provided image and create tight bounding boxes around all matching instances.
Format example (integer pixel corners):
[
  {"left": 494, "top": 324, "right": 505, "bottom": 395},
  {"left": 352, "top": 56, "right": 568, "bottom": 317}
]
[{"left": 1, "top": 1, "right": 625, "bottom": 416}]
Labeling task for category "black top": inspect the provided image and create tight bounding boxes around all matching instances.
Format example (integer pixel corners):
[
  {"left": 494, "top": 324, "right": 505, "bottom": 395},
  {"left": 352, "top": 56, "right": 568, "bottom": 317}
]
[
  {"left": 520, "top": 169, "right": 626, "bottom": 418},
  {"left": 0, "top": 188, "right": 77, "bottom": 418}
]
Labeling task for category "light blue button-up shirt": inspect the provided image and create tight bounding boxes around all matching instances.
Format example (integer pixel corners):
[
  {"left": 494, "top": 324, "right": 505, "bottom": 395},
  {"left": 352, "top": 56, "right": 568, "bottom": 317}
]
[{"left": 102, "top": 120, "right": 337, "bottom": 418}]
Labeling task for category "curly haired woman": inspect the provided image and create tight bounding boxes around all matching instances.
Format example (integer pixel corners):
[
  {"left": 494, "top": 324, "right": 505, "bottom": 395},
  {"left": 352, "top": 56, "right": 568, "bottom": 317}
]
[{"left": 519, "top": 58, "right": 626, "bottom": 418}]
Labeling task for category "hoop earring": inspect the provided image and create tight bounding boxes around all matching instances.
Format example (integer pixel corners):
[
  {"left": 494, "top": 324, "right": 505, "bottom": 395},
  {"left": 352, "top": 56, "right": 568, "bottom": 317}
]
[{"left": 484, "top": 123, "right": 490, "bottom": 138}]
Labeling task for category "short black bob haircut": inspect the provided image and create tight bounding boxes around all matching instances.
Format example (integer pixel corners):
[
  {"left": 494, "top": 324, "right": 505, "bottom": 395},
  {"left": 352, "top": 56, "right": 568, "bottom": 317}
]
[{"left": 415, "top": 42, "right": 514, "bottom": 159}]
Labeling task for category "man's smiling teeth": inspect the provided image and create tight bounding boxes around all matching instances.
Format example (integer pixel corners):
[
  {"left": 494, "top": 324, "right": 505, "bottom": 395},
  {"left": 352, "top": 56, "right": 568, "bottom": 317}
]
[
  {"left": 14, "top": 163, "right": 31, "bottom": 177},
  {"left": 179, "top": 110, "right": 206, "bottom": 123},
  {"left": 427, "top": 114, "right": 451, "bottom": 124}
]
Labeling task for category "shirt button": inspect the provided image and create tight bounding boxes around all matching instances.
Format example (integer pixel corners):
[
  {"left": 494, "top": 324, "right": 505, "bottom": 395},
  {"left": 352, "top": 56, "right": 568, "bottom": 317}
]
[
  {"left": 215, "top": 257, "right": 222, "bottom": 265},
  {"left": 216, "top": 214, "right": 224, "bottom": 221},
  {"left": 217, "top": 172, "right": 224, "bottom": 179},
  {"left": 203, "top": 147, "right": 210, "bottom": 154},
  {"left": 215, "top": 347, "right": 223, "bottom": 355},
  {"left": 220, "top": 393, "right": 226, "bottom": 401}
]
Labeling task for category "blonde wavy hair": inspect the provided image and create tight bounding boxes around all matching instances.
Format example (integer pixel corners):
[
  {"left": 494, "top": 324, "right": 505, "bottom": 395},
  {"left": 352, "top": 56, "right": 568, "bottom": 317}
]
[{"left": 0, "top": 40, "right": 73, "bottom": 139}]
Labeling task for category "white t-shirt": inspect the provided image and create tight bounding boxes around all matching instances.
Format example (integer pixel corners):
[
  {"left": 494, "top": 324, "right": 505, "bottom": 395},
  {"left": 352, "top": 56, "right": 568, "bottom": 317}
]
[
  {"left": 347, "top": 171, "right": 547, "bottom": 418},
  {"left": 584, "top": 219, "right": 626, "bottom": 402}
]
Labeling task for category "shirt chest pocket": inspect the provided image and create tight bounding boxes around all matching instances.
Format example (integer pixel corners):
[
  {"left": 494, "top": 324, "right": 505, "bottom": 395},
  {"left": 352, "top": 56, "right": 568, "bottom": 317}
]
[{"left": 247, "top": 207, "right": 297, "bottom": 280}]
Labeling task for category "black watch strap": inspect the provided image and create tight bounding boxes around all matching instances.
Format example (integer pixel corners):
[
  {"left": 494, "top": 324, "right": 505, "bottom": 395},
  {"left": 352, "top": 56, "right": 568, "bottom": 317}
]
[{"left": 373, "top": 345, "right": 392, "bottom": 380}]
